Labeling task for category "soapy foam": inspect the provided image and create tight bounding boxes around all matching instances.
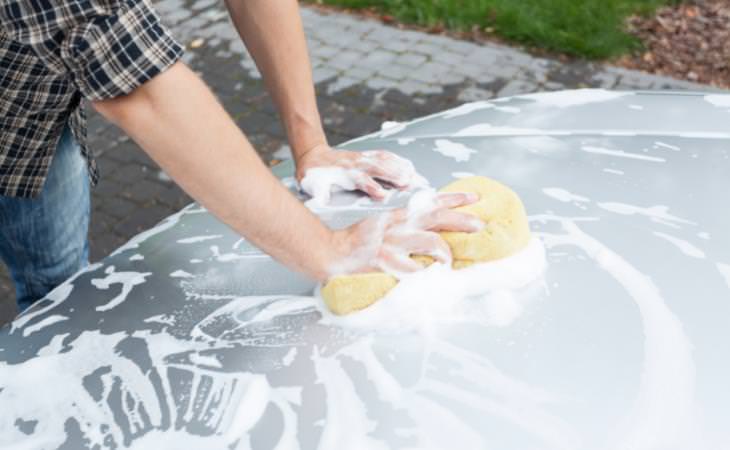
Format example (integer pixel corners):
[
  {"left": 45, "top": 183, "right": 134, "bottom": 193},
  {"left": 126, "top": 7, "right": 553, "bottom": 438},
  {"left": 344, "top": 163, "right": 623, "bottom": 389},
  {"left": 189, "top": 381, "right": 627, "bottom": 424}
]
[
  {"left": 581, "top": 145, "right": 665, "bottom": 163},
  {"left": 378, "top": 121, "right": 406, "bottom": 138},
  {"left": 439, "top": 101, "right": 493, "bottom": 118},
  {"left": 704, "top": 94, "right": 730, "bottom": 108},
  {"left": 542, "top": 188, "right": 590, "bottom": 203},
  {"left": 603, "top": 168, "right": 625, "bottom": 175},
  {"left": 717, "top": 263, "right": 730, "bottom": 290},
  {"left": 319, "top": 237, "right": 547, "bottom": 332},
  {"left": 11, "top": 262, "right": 103, "bottom": 334},
  {"left": 91, "top": 266, "right": 153, "bottom": 312},
  {"left": 542, "top": 220, "right": 697, "bottom": 449},
  {"left": 654, "top": 141, "right": 681, "bottom": 151},
  {"left": 454, "top": 124, "right": 546, "bottom": 137},
  {"left": 653, "top": 232, "right": 706, "bottom": 259},
  {"left": 21, "top": 315, "right": 68, "bottom": 337},
  {"left": 597, "top": 202, "right": 695, "bottom": 228},
  {"left": 518, "top": 89, "right": 629, "bottom": 108},
  {"left": 433, "top": 139, "right": 477, "bottom": 162},
  {"left": 177, "top": 234, "right": 223, "bottom": 244},
  {"left": 111, "top": 204, "right": 204, "bottom": 257},
  {"left": 300, "top": 154, "right": 428, "bottom": 208}
]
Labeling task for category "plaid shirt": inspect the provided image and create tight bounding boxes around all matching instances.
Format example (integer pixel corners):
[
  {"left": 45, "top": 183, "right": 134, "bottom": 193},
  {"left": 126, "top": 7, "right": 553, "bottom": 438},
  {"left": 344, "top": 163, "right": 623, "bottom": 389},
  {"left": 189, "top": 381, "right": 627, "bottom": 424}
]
[{"left": 0, "top": 0, "right": 183, "bottom": 198}]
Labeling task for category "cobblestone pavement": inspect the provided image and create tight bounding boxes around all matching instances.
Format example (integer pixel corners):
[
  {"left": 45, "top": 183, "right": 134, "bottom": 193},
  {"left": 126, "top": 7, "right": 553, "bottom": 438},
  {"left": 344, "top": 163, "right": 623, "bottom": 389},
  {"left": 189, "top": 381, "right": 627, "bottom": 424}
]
[{"left": 0, "top": 1, "right": 722, "bottom": 324}]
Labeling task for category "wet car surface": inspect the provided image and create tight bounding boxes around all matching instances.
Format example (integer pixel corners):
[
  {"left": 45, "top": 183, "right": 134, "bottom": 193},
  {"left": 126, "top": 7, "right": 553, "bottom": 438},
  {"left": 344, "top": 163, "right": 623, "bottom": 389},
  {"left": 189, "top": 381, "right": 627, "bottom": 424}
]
[{"left": 1, "top": 90, "right": 729, "bottom": 449}]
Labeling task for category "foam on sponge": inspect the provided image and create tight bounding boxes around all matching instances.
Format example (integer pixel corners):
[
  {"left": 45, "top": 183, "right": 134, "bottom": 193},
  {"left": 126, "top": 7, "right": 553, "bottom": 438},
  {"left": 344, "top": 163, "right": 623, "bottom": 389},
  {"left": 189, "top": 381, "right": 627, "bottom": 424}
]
[{"left": 321, "top": 176, "right": 531, "bottom": 315}]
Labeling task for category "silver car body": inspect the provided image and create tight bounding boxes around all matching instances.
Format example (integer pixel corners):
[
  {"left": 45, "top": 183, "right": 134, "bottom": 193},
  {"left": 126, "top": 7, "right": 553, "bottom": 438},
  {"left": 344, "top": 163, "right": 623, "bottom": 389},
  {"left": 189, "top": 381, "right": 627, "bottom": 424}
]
[{"left": 1, "top": 89, "right": 729, "bottom": 450}]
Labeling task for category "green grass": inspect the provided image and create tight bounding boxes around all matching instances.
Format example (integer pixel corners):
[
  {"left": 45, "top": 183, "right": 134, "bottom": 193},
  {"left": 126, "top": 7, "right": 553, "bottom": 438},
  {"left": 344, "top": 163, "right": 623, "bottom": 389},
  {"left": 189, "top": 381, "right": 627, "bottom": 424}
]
[{"left": 311, "top": 0, "right": 678, "bottom": 59}]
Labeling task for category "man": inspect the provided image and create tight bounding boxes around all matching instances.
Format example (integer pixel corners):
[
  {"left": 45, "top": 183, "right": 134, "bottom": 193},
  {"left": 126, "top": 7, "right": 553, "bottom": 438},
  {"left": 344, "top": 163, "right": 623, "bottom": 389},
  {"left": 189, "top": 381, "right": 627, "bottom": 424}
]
[{"left": 0, "top": 0, "right": 482, "bottom": 313}]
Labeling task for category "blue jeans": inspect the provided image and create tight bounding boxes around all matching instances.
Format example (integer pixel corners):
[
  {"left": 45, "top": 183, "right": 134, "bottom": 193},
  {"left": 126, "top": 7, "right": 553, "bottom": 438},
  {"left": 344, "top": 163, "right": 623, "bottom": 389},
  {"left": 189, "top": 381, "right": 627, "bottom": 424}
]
[{"left": 0, "top": 126, "right": 90, "bottom": 313}]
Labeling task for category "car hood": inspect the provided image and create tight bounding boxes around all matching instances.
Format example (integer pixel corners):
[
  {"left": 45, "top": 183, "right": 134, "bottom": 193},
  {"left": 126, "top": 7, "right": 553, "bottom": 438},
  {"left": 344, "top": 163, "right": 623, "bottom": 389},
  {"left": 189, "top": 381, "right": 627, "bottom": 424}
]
[{"left": 1, "top": 89, "right": 729, "bottom": 450}]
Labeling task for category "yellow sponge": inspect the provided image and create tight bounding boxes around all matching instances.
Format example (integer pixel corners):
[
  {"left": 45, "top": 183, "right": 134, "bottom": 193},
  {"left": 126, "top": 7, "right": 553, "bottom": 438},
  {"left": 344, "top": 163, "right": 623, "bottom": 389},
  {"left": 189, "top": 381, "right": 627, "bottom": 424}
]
[{"left": 321, "top": 176, "right": 531, "bottom": 315}]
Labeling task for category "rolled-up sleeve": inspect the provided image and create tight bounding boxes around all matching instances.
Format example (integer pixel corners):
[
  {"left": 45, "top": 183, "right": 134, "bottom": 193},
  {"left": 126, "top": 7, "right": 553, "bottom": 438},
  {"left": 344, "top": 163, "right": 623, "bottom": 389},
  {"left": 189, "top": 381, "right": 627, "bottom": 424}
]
[{"left": 0, "top": 0, "right": 184, "bottom": 100}]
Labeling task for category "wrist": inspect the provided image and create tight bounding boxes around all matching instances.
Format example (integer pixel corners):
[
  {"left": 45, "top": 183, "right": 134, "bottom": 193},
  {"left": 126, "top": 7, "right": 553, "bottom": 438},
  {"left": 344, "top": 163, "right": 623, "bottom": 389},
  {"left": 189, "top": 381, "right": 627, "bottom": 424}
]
[
  {"left": 283, "top": 113, "right": 328, "bottom": 159},
  {"left": 312, "top": 228, "right": 352, "bottom": 282}
]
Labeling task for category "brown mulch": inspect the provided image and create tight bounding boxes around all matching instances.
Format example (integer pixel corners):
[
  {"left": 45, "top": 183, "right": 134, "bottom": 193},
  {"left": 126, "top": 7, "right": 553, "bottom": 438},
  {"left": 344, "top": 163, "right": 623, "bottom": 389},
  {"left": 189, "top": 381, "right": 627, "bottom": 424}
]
[{"left": 621, "top": 0, "right": 730, "bottom": 88}]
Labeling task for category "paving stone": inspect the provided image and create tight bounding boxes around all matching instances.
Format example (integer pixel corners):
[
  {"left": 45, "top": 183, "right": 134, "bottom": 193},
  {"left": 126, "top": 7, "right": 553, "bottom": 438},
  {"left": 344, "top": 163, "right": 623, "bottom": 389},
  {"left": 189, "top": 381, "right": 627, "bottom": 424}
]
[
  {"left": 397, "top": 53, "right": 429, "bottom": 68},
  {"left": 431, "top": 51, "right": 467, "bottom": 66},
  {"left": 497, "top": 78, "right": 539, "bottom": 97},
  {"left": 360, "top": 49, "right": 398, "bottom": 68},
  {"left": 312, "top": 66, "right": 339, "bottom": 84},
  {"left": 457, "top": 85, "right": 495, "bottom": 102},
  {"left": 376, "top": 64, "right": 413, "bottom": 81},
  {"left": 410, "top": 41, "right": 444, "bottom": 55},
  {"left": 379, "top": 39, "right": 415, "bottom": 53},
  {"left": 327, "top": 51, "right": 366, "bottom": 71}
]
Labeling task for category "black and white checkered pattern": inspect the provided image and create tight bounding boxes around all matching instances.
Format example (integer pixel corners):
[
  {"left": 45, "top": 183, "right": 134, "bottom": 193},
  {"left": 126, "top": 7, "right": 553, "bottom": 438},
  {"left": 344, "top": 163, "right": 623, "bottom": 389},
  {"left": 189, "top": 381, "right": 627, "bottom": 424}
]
[{"left": 0, "top": 0, "right": 184, "bottom": 198}]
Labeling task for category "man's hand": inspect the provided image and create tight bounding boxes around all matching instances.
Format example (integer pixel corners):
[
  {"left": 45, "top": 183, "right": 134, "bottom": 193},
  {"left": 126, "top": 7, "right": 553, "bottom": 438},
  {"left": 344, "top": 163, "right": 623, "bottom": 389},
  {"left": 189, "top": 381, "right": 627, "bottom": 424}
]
[
  {"left": 329, "top": 191, "right": 484, "bottom": 279},
  {"left": 297, "top": 144, "right": 428, "bottom": 204}
]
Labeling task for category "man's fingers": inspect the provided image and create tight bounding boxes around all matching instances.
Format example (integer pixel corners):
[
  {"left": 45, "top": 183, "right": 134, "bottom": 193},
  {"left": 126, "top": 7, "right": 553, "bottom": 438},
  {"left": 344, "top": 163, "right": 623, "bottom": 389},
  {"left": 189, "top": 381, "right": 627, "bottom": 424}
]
[
  {"left": 377, "top": 245, "right": 425, "bottom": 274},
  {"left": 422, "top": 209, "right": 485, "bottom": 233},
  {"left": 434, "top": 192, "right": 480, "bottom": 209},
  {"left": 355, "top": 174, "right": 388, "bottom": 200},
  {"left": 360, "top": 161, "right": 409, "bottom": 188},
  {"left": 397, "top": 231, "right": 452, "bottom": 264},
  {"left": 359, "top": 151, "right": 418, "bottom": 188}
]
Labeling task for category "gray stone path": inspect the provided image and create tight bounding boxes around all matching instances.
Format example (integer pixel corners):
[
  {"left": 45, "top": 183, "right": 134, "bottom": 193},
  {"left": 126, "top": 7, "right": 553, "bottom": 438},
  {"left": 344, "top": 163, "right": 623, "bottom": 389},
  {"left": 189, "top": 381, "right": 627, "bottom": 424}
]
[{"left": 0, "top": 0, "right": 721, "bottom": 324}]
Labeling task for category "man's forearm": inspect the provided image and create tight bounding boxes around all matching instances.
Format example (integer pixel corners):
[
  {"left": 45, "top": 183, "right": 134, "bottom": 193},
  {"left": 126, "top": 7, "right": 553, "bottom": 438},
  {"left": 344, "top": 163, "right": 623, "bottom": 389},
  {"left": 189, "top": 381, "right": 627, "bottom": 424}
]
[
  {"left": 93, "top": 62, "right": 342, "bottom": 280},
  {"left": 224, "top": 0, "right": 327, "bottom": 159}
]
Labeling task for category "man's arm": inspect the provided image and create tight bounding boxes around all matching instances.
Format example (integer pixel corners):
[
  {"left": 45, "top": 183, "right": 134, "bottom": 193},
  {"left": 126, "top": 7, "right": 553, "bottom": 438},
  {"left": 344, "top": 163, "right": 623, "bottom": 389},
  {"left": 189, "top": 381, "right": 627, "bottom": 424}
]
[
  {"left": 93, "top": 62, "right": 341, "bottom": 280},
  {"left": 224, "top": 0, "right": 424, "bottom": 198},
  {"left": 93, "top": 63, "right": 483, "bottom": 280},
  {"left": 224, "top": 0, "right": 325, "bottom": 160}
]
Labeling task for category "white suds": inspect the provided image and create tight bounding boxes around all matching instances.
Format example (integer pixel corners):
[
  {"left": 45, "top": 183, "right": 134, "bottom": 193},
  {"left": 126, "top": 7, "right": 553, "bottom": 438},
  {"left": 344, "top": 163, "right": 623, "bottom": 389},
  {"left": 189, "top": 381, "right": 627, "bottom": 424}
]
[
  {"left": 143, "top": 314, "right": 176, "bottom": 326},
  {"left": 518, "top": 89, "right": 629, "bottom": 107},
  {"left": 129, "top": 254, "right": 144, "bottom": 261},
  {"left": 440, "top": 101, "right": 493, "bottom": 118},
  {"left": 581, "top": 145, "right": 665, "bottom": 163},
  {"left": 433, "top": 139, "right": 477, "bottom": 162},
  {"left": 628, "top": 104, "right": 644, "bottom": 110},
  {"left": 597, "top": 202, "right": 695, "bottom": 228},
  {"left": 717, "top": 263, "right": 730, "bottom": 290},
  {"left": 22, "top": 315, "right": 68, "bottom": 337},
  {"left": 379, "top": 121, "right": 406, "bottom": 138},
  {"left": 397, "top": 138, "right": 416, "bottom": 145},
  {"left": 300, "top": 167, "right": 358, "bottom": 207},
  {"left": 704, "top": 94, "right": 730, "bottom": 108},
  {"left": 111, "top": 205, "right": 204, "bottom": 257},
  {"left": 454, "top": 124, "right": 544, "bottom": 137},
  {"left": 546, "top": 221, "right": 697, "bottom": 450},
  {"left": 452, "top": 171, "right": 475, "bottom": 179},
  {"left": 188, "top": 352, "right": 223, "bottom": 369},
  {"left": 177, "top": 234, "right": 223, "bottom": 244},
  {"left": 282, "top": 347, "right": 298, "bottom": 367},
  {"left": 653, "top": 232, "right": 706, "bottom": 259},
  {"left": 170, "top": 270, "right": 194, "bottom": 278},
  {"left": 654, "top": 141, "right": 681, "bottom": 151},
  {"left": 319, "top": 237, "right": 546, "bottom": 332},
  {"left": 542, "top": 187, "right": 590, "bottom": 203},
  {"left": 91, "top": 266, "right": 152, "bottom": 312},
  {"left": 603, "top": 168, "right": 625, "bottom": 175}
]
